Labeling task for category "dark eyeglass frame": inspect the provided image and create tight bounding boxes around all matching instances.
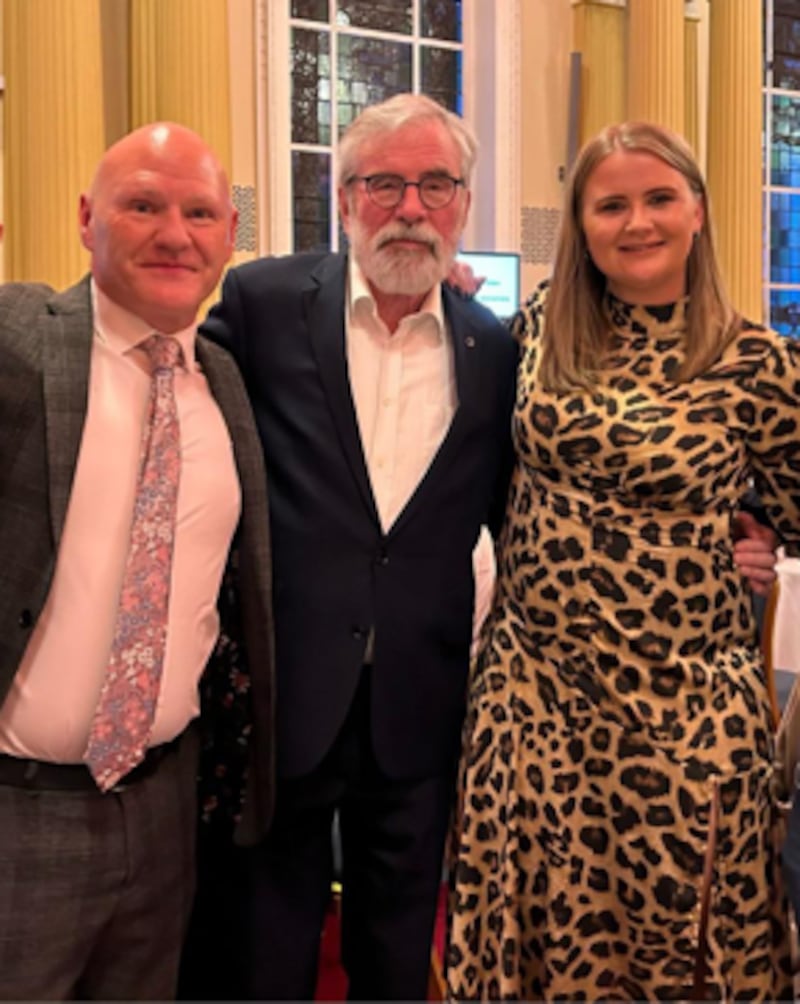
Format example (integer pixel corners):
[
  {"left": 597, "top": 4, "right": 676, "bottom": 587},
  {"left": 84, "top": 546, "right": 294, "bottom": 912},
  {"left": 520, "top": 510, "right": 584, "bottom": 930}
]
[{"left": 346, "top": 172, "right": 465, "bottom": 210}]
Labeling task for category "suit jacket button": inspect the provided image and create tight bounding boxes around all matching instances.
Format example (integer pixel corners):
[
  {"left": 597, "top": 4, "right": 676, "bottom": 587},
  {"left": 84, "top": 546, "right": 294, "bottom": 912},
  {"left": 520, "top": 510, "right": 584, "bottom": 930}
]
[{"left": 18, "top": 609, "right": 33, "bottom": 628}]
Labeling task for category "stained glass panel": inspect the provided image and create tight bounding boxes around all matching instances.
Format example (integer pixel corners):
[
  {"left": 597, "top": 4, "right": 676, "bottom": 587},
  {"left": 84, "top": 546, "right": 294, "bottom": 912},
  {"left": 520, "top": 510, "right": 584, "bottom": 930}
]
[
  {"left": 337, "top": 36, "right": 412, "bottom": 135},
  {"left": 421, "top": 0, "right": 461, "bottom": 41},
  {"left": 770, "top": 288, "right": 800, "bottom": 336},
  {"left": 291, "top": 0, "right": 328, "bottom": 21},
  {"left": 336, "top": 0, "right": 411, "bottom": 34},
  {"left": 765, "top": 2, "right": 800, "bottom": 330},
  {"left": 420, "top": 46, "right": 461, "bottom": 113},
  {"left": 291, "top": 28, "right": 331, "bottom": 145},
  {"left": 292, "top": 151, "right": 331, "bottom": 252},
  {"left": 771, "top": 95, "right": 800, "bottom": 187},
  {"left": 769, "top": 191, "right": 800, "bottom": 284}
]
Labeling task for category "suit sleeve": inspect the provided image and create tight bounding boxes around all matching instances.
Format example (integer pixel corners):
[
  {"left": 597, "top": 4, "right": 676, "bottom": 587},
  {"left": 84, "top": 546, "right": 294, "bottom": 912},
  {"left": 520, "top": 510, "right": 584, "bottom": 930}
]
[{"left": 200, "top": 268, "right": 249, "bottom": 371}]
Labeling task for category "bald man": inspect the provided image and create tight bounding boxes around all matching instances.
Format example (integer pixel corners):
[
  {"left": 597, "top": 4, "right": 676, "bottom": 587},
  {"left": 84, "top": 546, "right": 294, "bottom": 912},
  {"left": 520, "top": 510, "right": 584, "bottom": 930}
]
[{"left": 0, "top": 124, "right": 274, "bottom": 1000}]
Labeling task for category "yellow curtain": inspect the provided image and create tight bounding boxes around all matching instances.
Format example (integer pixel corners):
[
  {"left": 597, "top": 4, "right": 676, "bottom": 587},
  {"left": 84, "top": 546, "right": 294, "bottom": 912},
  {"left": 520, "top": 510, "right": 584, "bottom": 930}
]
[
  {"left": 3, "top": 0, "right": 105, "bottom": 287},
  {"left": 684, "top": 3, "right": 701, "bottom": 153},
  {"left": 129, "top": 0, "right": 232, "bottom": 176},
  {"left": 627, "top": 0, "right": 685, "bottom": 135},
  {"left": 706, "top": 0, "right": 763, "bottom": 321},
  {"left": 572, "top": 0, "right": 626, "bottom": 144}
]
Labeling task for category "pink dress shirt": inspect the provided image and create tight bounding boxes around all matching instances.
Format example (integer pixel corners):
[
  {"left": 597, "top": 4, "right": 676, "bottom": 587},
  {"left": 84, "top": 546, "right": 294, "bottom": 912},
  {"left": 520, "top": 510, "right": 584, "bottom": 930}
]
[{"left": 0, "top": 283, "right": 240, "bottom": 762}]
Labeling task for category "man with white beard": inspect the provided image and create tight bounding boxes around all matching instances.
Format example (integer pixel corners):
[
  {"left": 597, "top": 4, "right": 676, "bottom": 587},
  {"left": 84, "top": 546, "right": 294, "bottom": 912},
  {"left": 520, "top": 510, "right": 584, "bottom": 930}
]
[{"left": 180, "top": 94, "right": 518, "bottom": 1001}]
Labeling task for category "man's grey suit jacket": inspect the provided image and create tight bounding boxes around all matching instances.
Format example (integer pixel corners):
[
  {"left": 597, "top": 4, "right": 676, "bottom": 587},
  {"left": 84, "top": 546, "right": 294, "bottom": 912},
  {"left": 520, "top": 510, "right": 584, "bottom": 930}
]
[{"left": 0, "top": 276, "right": 275, "bottom": 844}]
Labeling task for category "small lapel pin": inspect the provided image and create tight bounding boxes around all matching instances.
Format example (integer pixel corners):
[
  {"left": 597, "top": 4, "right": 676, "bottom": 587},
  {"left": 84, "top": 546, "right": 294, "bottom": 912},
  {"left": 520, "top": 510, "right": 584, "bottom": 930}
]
[{"left": 465, "top": 335, "right": 476, "bottom": 349}]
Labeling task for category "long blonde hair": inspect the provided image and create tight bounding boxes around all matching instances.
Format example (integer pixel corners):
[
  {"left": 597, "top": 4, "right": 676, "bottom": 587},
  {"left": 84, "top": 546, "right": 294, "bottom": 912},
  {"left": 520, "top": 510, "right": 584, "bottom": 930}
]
[{"left": 540, "top": 121, "right": 739, "bottom": 392}]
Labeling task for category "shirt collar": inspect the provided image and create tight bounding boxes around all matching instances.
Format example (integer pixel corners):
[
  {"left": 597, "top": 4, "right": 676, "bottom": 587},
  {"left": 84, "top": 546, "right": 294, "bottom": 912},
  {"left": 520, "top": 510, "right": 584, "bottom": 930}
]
[
  {"left": 90, "top": 279, "right": 197, "bottom": 368},
  {"left": 347, "top": 257, "right": 445, "bottom": 341}
]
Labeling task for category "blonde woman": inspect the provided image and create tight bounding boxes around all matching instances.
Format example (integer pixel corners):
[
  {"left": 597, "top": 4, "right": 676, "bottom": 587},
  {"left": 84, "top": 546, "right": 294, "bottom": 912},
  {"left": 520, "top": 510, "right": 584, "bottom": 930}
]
[{"left": 448, "top": 122, "right": 800, "bottom": 1001}]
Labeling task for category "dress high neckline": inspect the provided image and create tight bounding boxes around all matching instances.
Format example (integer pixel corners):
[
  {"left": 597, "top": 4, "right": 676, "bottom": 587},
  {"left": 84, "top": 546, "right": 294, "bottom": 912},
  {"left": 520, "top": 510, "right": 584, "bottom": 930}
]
[{"left": 604, "top": 291, "right": 688, "bottom": 340}]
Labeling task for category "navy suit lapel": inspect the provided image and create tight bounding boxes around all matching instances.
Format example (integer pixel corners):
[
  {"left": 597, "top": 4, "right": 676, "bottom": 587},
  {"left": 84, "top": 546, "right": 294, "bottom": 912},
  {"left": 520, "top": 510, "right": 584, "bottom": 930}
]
[
  {"left": 43, "top": 278, "right": 94, "bottom": 548},
  {"left": 444, "top": 286, "right": 483, "bottom": 427},
  {"left": 304, "top": 255, "right": 378, "bottom": 522},
  {"left": 387, "top": 287, "right": 483, "bottom": 538}
]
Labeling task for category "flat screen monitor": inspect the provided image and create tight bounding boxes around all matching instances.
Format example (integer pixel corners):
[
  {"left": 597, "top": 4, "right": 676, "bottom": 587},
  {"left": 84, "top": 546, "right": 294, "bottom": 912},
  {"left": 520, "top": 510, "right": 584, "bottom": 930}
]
[{"left": 456, "top": 250, "right": 521, "bottom": 320}]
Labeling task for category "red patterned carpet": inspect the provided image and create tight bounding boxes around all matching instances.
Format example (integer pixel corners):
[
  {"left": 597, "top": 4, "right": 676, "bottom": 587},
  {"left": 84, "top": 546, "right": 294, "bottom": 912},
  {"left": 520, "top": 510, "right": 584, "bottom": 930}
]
[{"left": 314, "top": 883, "right": 448, "bottom": 1000}]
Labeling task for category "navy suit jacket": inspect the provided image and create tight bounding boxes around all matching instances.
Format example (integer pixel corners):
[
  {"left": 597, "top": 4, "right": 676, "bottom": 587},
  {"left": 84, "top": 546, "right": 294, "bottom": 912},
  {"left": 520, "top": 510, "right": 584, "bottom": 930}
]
[{"left": 203, "top": 253, "right": 517, "bottom": 780}]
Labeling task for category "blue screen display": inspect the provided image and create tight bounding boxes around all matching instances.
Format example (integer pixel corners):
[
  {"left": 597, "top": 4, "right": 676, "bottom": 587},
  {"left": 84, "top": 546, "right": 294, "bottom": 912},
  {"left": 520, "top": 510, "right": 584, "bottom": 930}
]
[{"left": 456, "top": 251, "right": 521, "bottom": 320}]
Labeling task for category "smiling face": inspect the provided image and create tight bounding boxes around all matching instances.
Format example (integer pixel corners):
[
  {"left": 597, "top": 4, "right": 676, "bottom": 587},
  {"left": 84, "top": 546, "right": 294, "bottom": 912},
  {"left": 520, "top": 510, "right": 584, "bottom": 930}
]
[
  {"left": 580, "top": 149, "right": 704, "bottom": 305},
  {"left": 338, "top": 118, "right": 470, "bottom": 300},
  {"left": 79, "top": 124, "right": 237, "bottom": 333}
]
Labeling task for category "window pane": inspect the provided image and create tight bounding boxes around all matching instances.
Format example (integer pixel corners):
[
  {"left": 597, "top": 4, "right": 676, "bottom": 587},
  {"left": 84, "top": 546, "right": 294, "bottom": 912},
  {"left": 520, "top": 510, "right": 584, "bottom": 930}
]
[
  {"left": 770, "top": 191, "right": 800, "bottom": 284},
  {"left": 293, "top": 151, "right": 331, "bottom": 252},
  {"left": 773, "top": 7, "right": 800, "bottom": 89},
  {"left": 337, "top": 36, "right": 412, "bottom": 136},
  {"left": 771, "top": 95, "right": 800, "bottom": 186},
  {"left": 775, "top": 9, "right": 800, "bottom": 57},
  {"left": 336, "top": 0, "right": 411, "bottom": 33},
  {"left": 420, "top": 46, "right": 461, "bottom": 113},
  {"left": 774, "top": 53, "right": 800, "bottom": 91},
  {"left": 770, "top": 288, "right": 800, "bottom": 336},
  {"left": 291, "top": 0, "right": 329, "bottom": 21},
  {"left": 421, "top": 0, "right": 461, "bottom": 41},
  {"left": 292, "top": 28, "right": 331, "bottom": 144}
]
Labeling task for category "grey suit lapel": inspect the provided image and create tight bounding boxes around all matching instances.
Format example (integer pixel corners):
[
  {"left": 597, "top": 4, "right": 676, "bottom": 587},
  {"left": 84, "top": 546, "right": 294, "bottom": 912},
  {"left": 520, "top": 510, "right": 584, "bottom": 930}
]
[
  {"left": 43, "top": 278, "right": 94, "bottom": 547},
  {"left": 197, "top": 336, "right": 270, "bottom": 529},
  {"left": 304, "top": 255, "right": 378, "bottom": 523},
  {"left": 197, "top": 337, "right": 251, "bottom": 450}
]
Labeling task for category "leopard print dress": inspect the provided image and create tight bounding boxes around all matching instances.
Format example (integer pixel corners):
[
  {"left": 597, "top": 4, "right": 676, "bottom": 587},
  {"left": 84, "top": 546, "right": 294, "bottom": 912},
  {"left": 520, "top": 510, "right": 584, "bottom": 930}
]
[{"left": 447, "top": 287, "right": 800, "bottom": 1001}]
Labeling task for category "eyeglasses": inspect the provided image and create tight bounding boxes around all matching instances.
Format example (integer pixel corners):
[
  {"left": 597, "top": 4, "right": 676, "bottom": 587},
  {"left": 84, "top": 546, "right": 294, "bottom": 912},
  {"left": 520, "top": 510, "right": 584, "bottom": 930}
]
[{"left": 347, "top": 173, "right": 465, "bottom": 210}]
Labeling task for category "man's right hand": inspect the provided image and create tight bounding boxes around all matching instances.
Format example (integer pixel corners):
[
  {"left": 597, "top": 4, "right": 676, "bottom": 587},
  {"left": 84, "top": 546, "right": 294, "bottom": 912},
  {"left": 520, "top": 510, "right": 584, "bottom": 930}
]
[{"left": 732, "top": 510, "right": 779, "bottom": 597}]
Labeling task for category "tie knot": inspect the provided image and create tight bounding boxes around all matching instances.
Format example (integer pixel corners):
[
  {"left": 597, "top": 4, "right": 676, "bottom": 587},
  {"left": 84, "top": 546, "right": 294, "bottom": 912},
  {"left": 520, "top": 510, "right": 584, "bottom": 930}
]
[{"left": 141, "top": 334, "right": 184, "bottom": 373}]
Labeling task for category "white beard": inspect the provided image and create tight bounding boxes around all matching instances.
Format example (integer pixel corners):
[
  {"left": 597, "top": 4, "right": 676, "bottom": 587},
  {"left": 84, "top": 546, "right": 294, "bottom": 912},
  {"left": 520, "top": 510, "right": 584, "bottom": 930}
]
[{"left": 348, "top": 218, "right": 457, "bottom": 296}]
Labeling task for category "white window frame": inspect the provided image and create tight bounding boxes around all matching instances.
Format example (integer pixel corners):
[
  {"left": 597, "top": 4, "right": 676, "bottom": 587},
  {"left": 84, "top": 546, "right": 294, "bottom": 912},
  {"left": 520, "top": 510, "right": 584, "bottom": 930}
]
[{"left": 254, "top": 0, "right": 520, "bottom": 257}]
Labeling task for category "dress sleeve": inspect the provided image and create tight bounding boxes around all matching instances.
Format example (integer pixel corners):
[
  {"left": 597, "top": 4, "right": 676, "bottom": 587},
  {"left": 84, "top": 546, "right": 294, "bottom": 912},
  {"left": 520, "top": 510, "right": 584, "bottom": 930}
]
[
  {"left": 740, "top": 329, "right": 800, "bottom": 550},
  {"left": 509, "top": 278, "right": 549, "bottom": 347}
]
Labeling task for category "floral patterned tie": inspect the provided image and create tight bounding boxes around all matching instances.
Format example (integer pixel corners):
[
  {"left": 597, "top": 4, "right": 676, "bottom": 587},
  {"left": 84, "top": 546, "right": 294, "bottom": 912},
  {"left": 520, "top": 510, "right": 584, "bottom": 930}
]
[{"left": 84, "top": 334, "right": 184, "bottom": 791}]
